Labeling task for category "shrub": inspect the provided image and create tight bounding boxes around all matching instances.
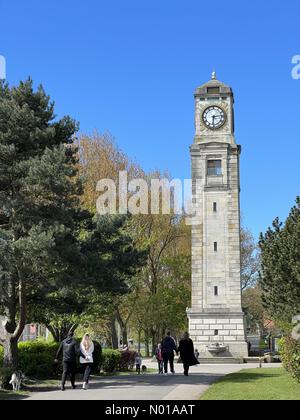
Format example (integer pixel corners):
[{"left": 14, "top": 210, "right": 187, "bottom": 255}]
[
  {"left": 280, "top": 336, "right": 300, "bottom": 383},
  {"left": 0, "top": 367, "right": 14, "bottom": 390},
  {"left": 0, "top": 339, "right": 103, "bottom": 379},
  {"left": 120, "top": 350, "right": 137, "bottom": 371},
  {"left": 18, "top": 341, "right": 59, "bottom": 379},
  {"left": 0, "top": 340, "right": 58, "bottom": 379},
  {"left": 100, "top": 349, "right": 121, "bottom": 373},
  {"left": 90, "top": 340, "right": 102, "bottom": 374}
]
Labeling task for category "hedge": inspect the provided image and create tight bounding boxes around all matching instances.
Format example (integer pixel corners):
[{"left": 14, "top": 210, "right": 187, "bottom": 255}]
[
  {"left": 0, "top": 341, "right": 136, "bottom": 382},
  {"left": 99, "top": 350, "right": 138, "bottom": 373},
  {"left": 0, "top": 341, "right": 59, "bottom": 380},
  {"left": 280, "top": 336, "right": 300, "bottom": 383},
  {"left": 100, "top": 349, "right": 121, "bottom": 373},
  {"left": 0, "top": 340, "right": 103, "bottom": 381}
]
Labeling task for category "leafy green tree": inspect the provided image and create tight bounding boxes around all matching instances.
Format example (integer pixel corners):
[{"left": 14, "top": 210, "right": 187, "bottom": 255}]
[
  {"left": 259, "top": 198, "right": 300, "bottom": 325},
  {"left": 242, "top": 286, "right": 266, "bottom": 336},
  {"left": 29, "top": 215, "right": 147, "bottom": 342}
]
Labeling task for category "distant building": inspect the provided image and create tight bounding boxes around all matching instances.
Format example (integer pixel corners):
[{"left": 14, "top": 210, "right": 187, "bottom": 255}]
[{"left": 0, "top": 316, "right": 46, "bottom": 342}]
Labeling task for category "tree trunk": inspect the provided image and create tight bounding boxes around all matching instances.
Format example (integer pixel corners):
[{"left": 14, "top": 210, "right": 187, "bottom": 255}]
[
  {"left": 46, "top": 323, "right": 79, "bottom": 343},
  {"left": 115, "top": 309, "right": 130, "bottom": 347},
  {"left": 1, "top": 275, "right": 27, "bottom": 369},
  {"left": 145, "top": 330, "right": 150, "bottom": 357},
  {"left": 46, "top": 325, "right": 60, "bottom": 342},
  {"left": 151, "top": 331, "right": 156, "bottom": 357},
  {"left": 122, "top": 329, "right": 128, "bottom": 347},
  {"left": 137, "top": 329, "right": 141, "bottom": 353},
  {"left": 110, "top": 316, "right": 119, "bottom": 349},
  {"left": 3, "top": 334, "right": 18, "bottom": 369}
]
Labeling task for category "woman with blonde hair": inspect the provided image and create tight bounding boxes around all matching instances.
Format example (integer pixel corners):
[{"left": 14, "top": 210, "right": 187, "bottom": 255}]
[{"left": 80, "top": 334, "right": 94, "bottom": 390}]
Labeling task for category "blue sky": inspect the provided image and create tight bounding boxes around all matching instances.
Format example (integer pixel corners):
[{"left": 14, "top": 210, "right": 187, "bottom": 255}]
[{"left": 1, "top": 0, "right": 299, "bottom": 239}]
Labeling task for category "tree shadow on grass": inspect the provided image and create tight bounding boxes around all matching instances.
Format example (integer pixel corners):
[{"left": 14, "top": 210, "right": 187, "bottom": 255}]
[
  {"left": 216, "top": 371, "right": 282, "bottom": 385},
  {"left": 0, "top": 391, "right": 29, "bottom": 400}
]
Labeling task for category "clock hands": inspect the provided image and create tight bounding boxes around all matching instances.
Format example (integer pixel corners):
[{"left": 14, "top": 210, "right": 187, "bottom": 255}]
[{"left": 203, "top": 106, "right": 226, "bottom": 129}]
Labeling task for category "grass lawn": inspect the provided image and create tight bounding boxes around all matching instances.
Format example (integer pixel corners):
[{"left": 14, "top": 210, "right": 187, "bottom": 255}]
[
  {"left": 201, "top": 368, "right": 300, "bottom": 400},
  {"left": 0, "top": 379, "right": 61, "bottom": 400},
  {"left": 0, "top": 390, "right": 29, "bottom": 400}
]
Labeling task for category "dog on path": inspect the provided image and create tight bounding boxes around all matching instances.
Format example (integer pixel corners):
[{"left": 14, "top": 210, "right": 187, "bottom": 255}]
[{"left": 9, "top": 371, "right": 24, "bottom": 392}]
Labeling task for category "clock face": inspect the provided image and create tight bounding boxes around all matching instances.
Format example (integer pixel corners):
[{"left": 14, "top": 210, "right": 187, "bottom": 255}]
[{"left": 202, "top": 106, "right": 226, "bottom": 130}]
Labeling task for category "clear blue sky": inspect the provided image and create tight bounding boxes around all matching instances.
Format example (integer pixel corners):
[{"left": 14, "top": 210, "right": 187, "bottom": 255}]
[{"left": 1, "top": 0, "right": 299, "bottom": 239}]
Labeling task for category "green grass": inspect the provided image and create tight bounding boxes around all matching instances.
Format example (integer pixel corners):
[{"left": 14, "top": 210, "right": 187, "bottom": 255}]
[
  {"left": 201, "top": 368, "right": 300, "bottom": 400},
  {"left": 0, "top": 379, "right": 60, "bottom": 400},
  {"left": 0, "top": 390, "right": 29, "bottom": 400}
]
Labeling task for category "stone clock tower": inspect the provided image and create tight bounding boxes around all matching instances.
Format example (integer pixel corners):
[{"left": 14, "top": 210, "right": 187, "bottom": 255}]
[{"left": 187, "top": 73, "right": 248, "bottom": 359}]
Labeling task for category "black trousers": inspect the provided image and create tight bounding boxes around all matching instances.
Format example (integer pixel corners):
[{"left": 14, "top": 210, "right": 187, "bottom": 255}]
[
  {"left": 82, "top": 363, "right": 93, "bottom": 383},
  {"left": 62, "top": 361, "right": 77, "bottom": 387},
  {"left": 157, "top": 361, "right": 163, "bottom": 374},
  {"left": 163, "top": 352, "right": 174, "bottom": 373},
  {"left": 183, "top": 362, "right": 190, "bottom": 376}
]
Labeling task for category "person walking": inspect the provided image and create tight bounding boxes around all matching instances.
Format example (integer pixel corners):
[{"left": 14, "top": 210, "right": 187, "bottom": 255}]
[
  {"left": 135, "top": 353, "right": 142, "bottom": 375},
  {"left": 155, "top": 344, "right": 164, "bottom": 374},
  {"left": 177, "top": 332, "right": 199, "bottom": 377},
  {"left": 55, "top": 331, "right": 78, "bottom": 391},
  {"left": 80, "top": 334, "right": 94, "bottom": 390},
  {"left": 161, "top": 332, "right": 177, "bottom": 375}
]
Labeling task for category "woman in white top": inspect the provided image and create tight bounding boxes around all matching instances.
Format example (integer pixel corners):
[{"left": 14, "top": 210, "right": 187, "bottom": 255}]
[{"left": 80, "top": 334, "right": 94, "bottom": 390}]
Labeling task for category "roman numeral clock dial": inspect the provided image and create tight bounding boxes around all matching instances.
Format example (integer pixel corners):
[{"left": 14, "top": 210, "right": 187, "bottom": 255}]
[{"left": 202, "top": 106, "right": 226, "bottom": 130}]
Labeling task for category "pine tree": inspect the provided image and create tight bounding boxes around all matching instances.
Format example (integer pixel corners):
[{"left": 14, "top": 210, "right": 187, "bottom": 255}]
[
  {"left": 0, "top": 79, "right": 81, "bottom": 367},
  {"left": 259, "top": 198, "right": 300, "bottom": 325}
]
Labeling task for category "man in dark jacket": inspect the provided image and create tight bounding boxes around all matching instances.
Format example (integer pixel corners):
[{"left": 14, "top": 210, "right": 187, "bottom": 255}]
[
  {"left": 55, "top": 332, "right": 79, "bottom": 391},
  {"left": 161, "top": 332, "right": 177, "bottom": 375}
]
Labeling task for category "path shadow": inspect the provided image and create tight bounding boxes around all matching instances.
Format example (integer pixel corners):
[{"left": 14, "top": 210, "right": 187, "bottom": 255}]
[
  {"left": 85, "top": 372, "right": 226, "bottom": 391},
  {"left": 24, "top": 371, "right": 251, "bottom": 399}
]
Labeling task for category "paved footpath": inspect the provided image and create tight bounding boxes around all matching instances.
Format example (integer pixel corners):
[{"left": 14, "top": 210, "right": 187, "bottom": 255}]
[{"left": 25, "top": 363, "right": 280, "bottom": 401}]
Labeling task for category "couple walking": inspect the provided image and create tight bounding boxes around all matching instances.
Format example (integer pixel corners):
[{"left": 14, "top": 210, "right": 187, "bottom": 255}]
[
  {"left": 55, "top": 332, "right": 94, "bottom": 391},
  {"left": 156, "top": 332, "right": 199, "bottom": 377}
]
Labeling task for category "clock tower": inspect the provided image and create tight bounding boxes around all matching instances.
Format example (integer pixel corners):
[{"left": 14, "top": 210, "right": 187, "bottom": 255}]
[{"left": 187, "top": 73, "right": 248, "bottom": 359}]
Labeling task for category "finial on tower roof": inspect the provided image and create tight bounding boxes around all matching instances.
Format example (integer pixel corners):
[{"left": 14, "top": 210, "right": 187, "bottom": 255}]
[{"left": 211, "top": 70, "right": 217, "bottom": 80}]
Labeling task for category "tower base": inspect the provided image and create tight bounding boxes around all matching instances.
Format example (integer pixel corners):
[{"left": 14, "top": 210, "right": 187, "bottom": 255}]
[{"left": 187, "top": 310, "right": 249, "bottom": 358}]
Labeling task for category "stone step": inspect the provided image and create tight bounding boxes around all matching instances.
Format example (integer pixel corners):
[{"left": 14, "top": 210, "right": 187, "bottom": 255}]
[{"left": 198, "top": 357, "right": 244, "bottom": 364}]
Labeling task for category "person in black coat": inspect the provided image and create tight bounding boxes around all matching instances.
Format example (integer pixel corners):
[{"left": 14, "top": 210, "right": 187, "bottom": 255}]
[
  {"left": 161, "top": 332, "right": 177, "bottom": 375},
  {"left": 177, "top": 332, "right": 199, "bottom": 376},
  {"left": 55, "top": 331, "right": 79, "bottom": 391}
]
